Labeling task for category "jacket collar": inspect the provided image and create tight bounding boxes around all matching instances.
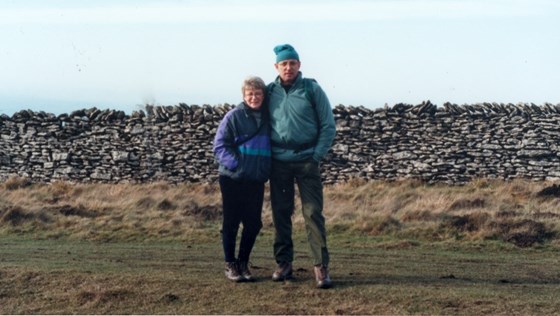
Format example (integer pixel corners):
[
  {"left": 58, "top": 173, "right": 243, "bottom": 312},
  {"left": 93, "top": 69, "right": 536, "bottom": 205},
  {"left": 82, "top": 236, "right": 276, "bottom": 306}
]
[{"left": 239, "top": 101, "right": 262, "bottom": 113}]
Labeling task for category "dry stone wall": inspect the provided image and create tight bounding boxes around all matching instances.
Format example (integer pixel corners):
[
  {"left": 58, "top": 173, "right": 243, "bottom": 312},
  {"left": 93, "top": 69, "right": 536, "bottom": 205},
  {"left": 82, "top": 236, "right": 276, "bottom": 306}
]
[{"left": 2, "top": 101, "right": 560, "bottom": 185}]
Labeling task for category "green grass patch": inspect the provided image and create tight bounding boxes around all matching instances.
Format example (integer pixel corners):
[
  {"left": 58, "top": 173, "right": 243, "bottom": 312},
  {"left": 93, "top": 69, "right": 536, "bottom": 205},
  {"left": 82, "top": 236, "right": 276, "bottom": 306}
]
[{"left": 1, "top": 228, "right": 560, "bottom": 314}]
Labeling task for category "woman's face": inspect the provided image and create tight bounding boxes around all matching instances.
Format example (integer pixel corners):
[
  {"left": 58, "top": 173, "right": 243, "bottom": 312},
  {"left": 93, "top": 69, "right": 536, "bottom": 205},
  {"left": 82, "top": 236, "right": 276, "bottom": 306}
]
[{"left": 243, "top": 87, "right": 264, "bottom": 110}]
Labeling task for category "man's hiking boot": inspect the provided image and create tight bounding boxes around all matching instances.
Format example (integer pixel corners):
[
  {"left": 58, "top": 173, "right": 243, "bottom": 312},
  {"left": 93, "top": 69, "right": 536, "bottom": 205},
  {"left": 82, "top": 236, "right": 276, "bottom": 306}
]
[
  {"left": 238, "top": 261, "right": 254, "bottom": 282},
  {"left": 272, "top": 261, "right": 293, "bottom": 281},
  {"left": 314, "top": 264, "right": 332, "bottom": 289},
  {"left": 225, "top": 262, "right": 242, "bottom": 282}
]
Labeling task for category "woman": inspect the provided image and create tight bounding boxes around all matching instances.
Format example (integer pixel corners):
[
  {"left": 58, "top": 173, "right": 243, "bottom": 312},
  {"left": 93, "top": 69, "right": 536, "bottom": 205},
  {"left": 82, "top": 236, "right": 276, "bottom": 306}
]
[{"left": 213, "top": 76, "right": 271, "bottom": 282}]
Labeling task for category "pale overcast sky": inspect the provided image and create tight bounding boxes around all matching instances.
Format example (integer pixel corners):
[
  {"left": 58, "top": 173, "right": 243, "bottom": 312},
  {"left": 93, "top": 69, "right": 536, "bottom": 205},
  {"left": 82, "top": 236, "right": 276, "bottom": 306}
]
[{"left": 1, "top": 0, "right": 559, "bottom": 115}]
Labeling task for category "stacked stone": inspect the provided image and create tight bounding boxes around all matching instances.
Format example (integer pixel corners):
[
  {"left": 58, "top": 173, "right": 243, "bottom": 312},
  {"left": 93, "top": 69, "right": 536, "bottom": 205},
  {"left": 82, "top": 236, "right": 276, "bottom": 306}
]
[
  {"left": 2, "top": 101, "right": 560, "bottom": 184},
  {"left": 328, "top": 101, "right": 560, "bottom": 184}
]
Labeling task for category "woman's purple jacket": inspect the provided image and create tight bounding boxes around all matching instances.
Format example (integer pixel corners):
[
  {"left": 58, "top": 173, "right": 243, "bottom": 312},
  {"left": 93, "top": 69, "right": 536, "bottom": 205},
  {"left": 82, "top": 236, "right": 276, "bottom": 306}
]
[{"left": 213, "top": 102, "right": 271, "bottom": 183}]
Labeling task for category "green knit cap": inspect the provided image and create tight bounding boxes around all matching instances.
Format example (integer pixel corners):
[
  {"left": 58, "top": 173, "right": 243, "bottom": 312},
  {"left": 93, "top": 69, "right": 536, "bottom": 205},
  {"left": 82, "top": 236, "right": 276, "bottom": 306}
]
[{"left": 274, "top": 44, "right": 299, "bottom": 63}]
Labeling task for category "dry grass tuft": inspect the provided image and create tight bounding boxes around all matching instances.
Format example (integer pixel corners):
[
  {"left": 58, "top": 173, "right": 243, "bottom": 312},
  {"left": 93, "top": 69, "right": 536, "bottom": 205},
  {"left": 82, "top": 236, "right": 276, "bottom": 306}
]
[
  {"left": 136, "top": 196, "right": 156, "bottom": 209},
  {"left": 2, "top": 176, "right": 32, "bottom": 191},
  {"left": 359, "top": 215, "right": 401, "bottom": 235},
  {"left": 401, "top": 210, "right": 439, "bottom": 222},
  {"left": 447, "top": 198, "right": 486, "bottom": 211},
  {"left": 183, "top": 202, "right": 221, "bottom": 221},
  {"left": 57, "top": 204, "right": 98, "bottom": 218},
  {"left": 536, "top": 184, "right": 560, "bottom": 198},
  {"left": 1, "top": 177, "right": 560, "bottom": 247},
  {"left": 1, "top": 206, "right": 34, "bottom": 225},
  {"left": 533, "top": 211, "right": 560, "bottom": 219},
  {"left": 495, "top": 210, "right": 522, "bottom": 218},
  {"left": 495, "top": 219, "right": 553, "bottom": 247},
  {"left": 437, "top": 211, "right": 555, "bottom": 247},
  {"left": 157, "top": 199, "right": 176, "bottom": 211},
  {"left": 444, "top": 212, "right": 491, "bottom": 233}
]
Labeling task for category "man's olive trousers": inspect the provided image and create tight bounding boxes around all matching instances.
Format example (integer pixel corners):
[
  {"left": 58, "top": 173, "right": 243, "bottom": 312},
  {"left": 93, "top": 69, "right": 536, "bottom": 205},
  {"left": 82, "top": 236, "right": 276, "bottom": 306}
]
[{"left": 270, "top": 159, "right": 329, "bottom": 266}]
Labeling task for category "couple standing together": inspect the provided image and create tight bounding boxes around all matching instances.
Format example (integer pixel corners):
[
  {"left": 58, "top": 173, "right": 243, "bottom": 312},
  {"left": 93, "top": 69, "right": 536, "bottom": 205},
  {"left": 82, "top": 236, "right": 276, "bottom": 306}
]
[{"left": 213, "top": 44, "right": 336, "bottom": 289}]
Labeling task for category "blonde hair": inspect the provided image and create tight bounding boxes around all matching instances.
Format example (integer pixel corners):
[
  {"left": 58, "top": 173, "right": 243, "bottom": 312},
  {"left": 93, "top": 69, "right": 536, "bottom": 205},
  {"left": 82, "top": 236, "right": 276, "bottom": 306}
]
[{"left": 241, "top": 76, "right": 267, "bottom": 95}]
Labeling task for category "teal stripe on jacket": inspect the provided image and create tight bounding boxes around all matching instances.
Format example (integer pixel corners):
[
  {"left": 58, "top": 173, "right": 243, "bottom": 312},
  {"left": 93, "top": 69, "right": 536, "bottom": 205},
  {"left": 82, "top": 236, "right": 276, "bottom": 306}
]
[{"left": 239, "top": 147, "right": 272, "bottom": 156}]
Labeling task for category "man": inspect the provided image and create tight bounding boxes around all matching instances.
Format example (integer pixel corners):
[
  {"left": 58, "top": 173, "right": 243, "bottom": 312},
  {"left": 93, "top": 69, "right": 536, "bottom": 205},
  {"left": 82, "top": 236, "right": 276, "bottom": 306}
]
[{"left": 267, "top": 44, "right": 336, "bottom": 289}]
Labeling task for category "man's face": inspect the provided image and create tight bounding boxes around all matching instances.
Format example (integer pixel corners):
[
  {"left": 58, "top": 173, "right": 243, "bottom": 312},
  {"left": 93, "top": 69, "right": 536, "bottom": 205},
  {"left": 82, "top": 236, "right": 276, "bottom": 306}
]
[{"left": 274, "top": 59, "right": 301, "bottom": 84}]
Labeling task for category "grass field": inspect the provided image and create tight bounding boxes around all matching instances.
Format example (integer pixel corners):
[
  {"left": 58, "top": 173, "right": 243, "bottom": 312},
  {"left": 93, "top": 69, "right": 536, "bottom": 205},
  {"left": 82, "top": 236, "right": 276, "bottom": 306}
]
[
  {"left": 1, "top": 230, "right": 560, "bottom": 314},
  {"left": 1, "top": 177, "right": 560, "bottom": 314}
]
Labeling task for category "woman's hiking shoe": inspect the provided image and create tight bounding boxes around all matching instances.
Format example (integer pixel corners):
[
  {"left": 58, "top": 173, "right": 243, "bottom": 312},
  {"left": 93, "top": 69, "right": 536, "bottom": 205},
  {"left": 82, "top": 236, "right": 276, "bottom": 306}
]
[
  {"left": 225, "top": 262, "right": 242, "bottom": 282},
  {"left": 314, "top": 264, "right": 332, "bottom": 289},
  {"left": 272, "top": 261, "right": 293, "bottom": 281},
  {"left": 238, "top": 261, "right": 254, "bottom": 282}
]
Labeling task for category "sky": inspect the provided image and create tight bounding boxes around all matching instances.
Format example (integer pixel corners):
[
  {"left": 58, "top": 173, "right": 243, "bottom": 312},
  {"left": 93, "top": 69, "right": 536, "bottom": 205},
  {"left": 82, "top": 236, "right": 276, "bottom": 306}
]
[{"left": 1, "top": 0, "right": 559, "bottom": 116}]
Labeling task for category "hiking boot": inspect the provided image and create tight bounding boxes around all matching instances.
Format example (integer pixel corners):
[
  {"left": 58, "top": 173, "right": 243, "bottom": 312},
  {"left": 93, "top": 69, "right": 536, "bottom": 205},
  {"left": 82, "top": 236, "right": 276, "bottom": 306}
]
[
  {"left": 272, "top": 261, "right": 293, "bottom": 281},
  {"left": 238, "top": 261, "right": 254, "bottom": 282},
  {"left": 314, "top": 264, "right": 332, "bottom": 289},
  {"left": 225, "top": 262, "right": 242, "bottom": 282}
]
